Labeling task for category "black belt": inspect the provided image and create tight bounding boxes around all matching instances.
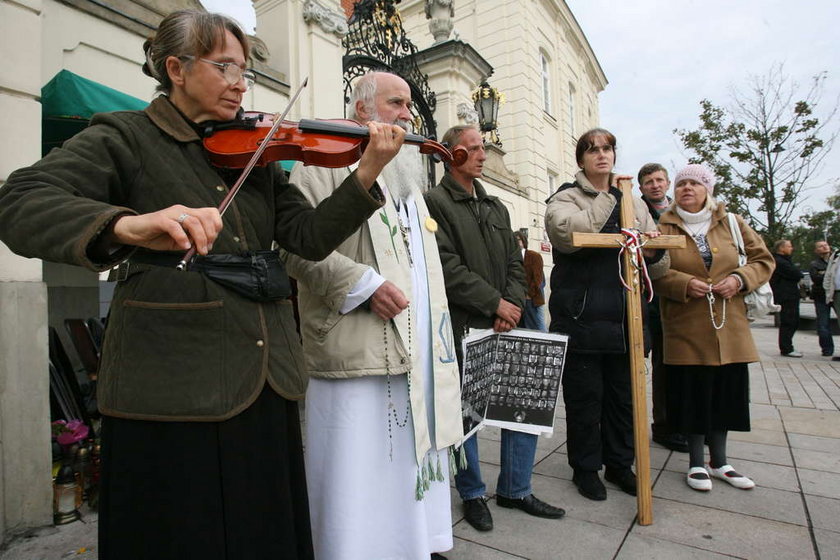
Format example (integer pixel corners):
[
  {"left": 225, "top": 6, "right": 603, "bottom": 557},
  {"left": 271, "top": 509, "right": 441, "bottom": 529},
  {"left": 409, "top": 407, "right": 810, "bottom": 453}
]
[{"left": 115, "top": 250, "right": 292, "bottom": 302}]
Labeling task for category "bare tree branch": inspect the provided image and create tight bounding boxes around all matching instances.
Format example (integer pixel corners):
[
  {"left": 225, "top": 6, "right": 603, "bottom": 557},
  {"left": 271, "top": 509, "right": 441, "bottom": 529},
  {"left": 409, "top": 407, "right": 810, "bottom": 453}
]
[{"left": 674, "top": 63, "right": 838, "bottom": 241}]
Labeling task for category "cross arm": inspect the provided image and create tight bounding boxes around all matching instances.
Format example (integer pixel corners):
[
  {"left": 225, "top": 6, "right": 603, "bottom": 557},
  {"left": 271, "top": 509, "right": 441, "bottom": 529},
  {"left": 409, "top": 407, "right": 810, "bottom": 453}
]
[{"left": 571, "top": 233, "right": 686, "bottom": 249}]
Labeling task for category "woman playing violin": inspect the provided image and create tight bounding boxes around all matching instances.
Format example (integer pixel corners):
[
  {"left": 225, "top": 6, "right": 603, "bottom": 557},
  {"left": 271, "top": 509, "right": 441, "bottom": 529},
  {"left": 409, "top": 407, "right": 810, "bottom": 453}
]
[{"left": 0, "top": 10, "right": 405, "bottom": 560}]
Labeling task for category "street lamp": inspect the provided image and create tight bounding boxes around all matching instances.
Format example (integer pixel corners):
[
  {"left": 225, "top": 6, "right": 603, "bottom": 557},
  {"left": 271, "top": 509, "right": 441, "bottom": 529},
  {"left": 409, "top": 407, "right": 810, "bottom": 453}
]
[{"left": 472, "top": 81, "right": 505, "bottom": 145}]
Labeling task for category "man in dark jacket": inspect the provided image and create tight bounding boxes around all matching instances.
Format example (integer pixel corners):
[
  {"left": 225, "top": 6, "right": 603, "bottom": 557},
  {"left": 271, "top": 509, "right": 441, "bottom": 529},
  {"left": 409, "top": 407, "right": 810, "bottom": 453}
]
[
  {"left": 770, "top": 239, "right": 804, "bottom": 357},
  {"left": 638, "top": 163, "right": 687, "bottom": 453},
  {"left": 425, "top": 125, "right": 565, "bottom": 533},
  {"left": 810, "top": 240, "right": 834, "bottom": 357}
]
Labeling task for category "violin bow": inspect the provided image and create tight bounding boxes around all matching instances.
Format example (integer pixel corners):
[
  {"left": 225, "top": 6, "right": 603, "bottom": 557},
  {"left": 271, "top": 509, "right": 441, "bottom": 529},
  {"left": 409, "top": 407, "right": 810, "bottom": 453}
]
[{"left": 177, "top": 77, "right": 309, "bottom": 271}]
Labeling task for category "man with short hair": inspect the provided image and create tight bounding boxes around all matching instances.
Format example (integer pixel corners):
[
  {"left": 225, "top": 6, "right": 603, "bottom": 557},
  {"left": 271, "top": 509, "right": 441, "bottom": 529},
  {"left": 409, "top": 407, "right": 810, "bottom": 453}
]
[
  {"left": 637, "top": 163, "right": 687, "bottom": 453},
  {"left": 282, "top": 71, "right": 463, "bottom": 560},
  {"left": 810, "top": 240, "right": 835, "bottom": 357},
  {"left": 770, "top": 239, "right": 804, "bottom": 357},
  {"left": 824, "top": 247, "right": 840, "bottom": 361},
  {"left": 638, "top": 162, "right": 671, "bottom": 218},
  {"left": 425, "top": 125, "right": 565, "bottom": 533}
]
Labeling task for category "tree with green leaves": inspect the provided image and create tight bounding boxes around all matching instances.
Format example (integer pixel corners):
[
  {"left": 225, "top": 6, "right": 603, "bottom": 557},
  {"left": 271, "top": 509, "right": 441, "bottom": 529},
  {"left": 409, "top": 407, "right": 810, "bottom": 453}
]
[
  {"left": 789, "top": 182, "right": 840, "bottom": 267},
  {"left": 675, "top": 64, "right": 837, "bottom": 241}
]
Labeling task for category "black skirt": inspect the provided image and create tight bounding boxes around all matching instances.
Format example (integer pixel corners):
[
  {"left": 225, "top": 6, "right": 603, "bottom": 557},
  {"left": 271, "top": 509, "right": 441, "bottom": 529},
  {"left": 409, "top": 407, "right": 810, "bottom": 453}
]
[
  {"left": 666, "top": 363, "right": 751, "bottom": 434},
  {"left": 98, "top": 385, "right": 313, "bottom": 560}
]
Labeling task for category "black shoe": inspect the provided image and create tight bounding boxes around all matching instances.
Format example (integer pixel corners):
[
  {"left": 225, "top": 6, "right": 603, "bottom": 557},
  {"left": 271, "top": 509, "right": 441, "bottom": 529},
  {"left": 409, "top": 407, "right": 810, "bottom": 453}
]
[
  {"left": 604, "top": 468, "right": 637, "bottom": 496},
  {"left": 431, "top": 554, "right": 448, "bottom": 560},
  {"left": 833, "top": 356, "right": 840, "bottom": 362},
  {"left": 652, "top": 433, "right": 689, "bottom": 453},
  {"left": 462, "top": 497, "right": 493, "bottom": 531},
  {"left": 573, "top": 470, "right": 606, "bottom": 501},
  {"left": 496, "top": 493, "right": 565, "bottom": 519}
]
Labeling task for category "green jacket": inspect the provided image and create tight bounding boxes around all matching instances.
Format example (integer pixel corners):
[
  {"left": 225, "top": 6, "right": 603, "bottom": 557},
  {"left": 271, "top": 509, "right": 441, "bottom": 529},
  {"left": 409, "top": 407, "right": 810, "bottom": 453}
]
[
  {"left": 424, "top": 172, "right": 526, "bottom": 345},
  {"left": 0, "top": 97, "right": 383, "bottom": 421}
]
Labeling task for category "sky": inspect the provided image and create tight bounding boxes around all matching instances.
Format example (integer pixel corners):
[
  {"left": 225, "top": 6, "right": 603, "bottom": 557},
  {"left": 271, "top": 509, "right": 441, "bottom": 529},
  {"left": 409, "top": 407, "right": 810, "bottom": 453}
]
[
  {"left": 199, "top": 0, "right": 256, "bottom": 34},
  {"left": 205, "top": 0, "right": 839, "bottom": 215},
  {"left": 565, "top": 0, "right": 840, "bottom": 215}
]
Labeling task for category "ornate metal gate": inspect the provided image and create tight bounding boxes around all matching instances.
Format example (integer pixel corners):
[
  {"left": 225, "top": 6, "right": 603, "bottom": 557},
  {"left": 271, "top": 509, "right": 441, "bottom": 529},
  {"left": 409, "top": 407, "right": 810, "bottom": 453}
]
[{"left": 343, "top": 0, "right": 440, "bottom": 185}]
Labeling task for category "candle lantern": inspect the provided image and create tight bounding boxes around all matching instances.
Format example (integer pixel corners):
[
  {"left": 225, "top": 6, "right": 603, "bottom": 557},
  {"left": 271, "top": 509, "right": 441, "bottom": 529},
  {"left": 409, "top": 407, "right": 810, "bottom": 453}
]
[{"left": 53, "top": 446, "right": 82, "bottom": 524}]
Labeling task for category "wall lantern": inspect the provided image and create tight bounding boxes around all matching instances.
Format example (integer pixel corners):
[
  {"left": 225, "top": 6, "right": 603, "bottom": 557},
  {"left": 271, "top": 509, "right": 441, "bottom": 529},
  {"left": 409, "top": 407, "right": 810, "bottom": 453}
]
[{"left": 472, "top": 81, "right": 505, "bottom": 145}]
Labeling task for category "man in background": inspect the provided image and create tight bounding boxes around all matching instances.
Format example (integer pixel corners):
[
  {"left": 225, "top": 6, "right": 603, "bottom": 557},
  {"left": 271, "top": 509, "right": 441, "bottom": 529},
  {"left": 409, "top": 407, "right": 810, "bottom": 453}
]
[
  {"left": 637, "top": 163, "right": 687, "bottom": 453},
  {"left": 823, "top": 247, "right": 840, "bottom": 362},
  {"left": 770, "top": 239, "right": 804, "bottom": 357},
  {"left": 810, "top": 241, "right": 834, "bottom": 357}
]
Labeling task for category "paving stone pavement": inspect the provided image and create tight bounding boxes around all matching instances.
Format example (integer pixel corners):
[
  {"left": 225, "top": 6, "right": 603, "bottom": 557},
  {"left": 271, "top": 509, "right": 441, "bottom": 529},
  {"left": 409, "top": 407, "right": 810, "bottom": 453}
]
[{"left": 2, "top": 308, "right": 838, "bottom": 559}]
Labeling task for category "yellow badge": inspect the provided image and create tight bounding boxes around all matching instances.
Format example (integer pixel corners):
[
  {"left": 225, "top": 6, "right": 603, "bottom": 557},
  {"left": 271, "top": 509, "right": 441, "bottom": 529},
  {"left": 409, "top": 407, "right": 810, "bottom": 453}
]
[{"left": 425, "top": 216, "right": 438, "bottom": 233}]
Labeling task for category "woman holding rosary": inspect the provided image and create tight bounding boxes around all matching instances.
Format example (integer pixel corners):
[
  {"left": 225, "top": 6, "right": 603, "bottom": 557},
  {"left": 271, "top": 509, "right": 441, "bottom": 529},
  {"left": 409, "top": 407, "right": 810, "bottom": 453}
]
[{"left": 654, "top": 163, "right": 774, "bottom": 493}]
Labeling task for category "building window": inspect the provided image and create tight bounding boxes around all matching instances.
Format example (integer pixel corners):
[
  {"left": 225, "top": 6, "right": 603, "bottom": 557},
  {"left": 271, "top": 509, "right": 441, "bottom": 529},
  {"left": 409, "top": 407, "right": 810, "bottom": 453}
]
[
  {"left": 568, "top": 83, "right": 576, "bottom": 136},
  {"left": 548, "top": 171, "right": 557, "bottom": 195},
  {"left": 540, "top": 52, "right": 552, "bottom": 115}
]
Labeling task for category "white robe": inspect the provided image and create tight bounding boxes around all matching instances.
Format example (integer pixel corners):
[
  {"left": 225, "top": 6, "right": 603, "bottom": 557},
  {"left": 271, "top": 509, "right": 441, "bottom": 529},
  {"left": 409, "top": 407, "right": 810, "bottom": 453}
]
[{"left": 305, "top": 195, "right": 453, "bottom": 560}]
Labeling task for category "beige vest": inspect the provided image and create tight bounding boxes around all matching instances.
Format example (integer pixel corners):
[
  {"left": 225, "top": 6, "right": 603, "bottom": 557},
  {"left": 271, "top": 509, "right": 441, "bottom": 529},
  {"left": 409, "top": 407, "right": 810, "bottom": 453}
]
[{"left": 282, "top": 163, "right": 463, "bottom": 468}]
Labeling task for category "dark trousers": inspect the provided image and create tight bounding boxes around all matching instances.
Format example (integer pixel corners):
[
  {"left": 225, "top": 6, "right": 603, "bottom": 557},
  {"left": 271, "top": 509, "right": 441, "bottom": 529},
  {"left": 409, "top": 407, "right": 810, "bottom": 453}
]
[
  {"left": 778, "top": 298, "right": 800, "bottom": 354},
  {"left": 814, "top": 297, "right": 835, "bottom": 355},
  {"left": 562, "top": 352, "right": 634, "bottom": 472},
  {"left": 649, "top": 321, "right": 672, "bottom": 436}
]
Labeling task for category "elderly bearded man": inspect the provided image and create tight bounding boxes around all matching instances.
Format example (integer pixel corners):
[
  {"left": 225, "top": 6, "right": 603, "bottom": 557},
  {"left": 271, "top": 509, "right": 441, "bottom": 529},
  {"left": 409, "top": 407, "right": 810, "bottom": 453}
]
[{"left": 281, "top": 72, "right": 463, "bottom": 560}]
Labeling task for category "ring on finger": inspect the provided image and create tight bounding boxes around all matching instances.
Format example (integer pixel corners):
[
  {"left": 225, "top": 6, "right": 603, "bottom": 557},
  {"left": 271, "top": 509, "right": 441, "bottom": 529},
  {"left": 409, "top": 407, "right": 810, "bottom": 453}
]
[{"left": 176, "top": 213, "right": 190, "bottom": 224}]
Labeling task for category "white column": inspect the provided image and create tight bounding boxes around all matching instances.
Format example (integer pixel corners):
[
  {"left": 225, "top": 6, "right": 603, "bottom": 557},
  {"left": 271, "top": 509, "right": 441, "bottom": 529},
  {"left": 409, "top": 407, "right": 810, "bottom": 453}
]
[
  {"left": 255, "top": 0, "right": 348, "bottom": 119},
  {"left": 0, "top": 0, "right": 53, "bottom": 542}
]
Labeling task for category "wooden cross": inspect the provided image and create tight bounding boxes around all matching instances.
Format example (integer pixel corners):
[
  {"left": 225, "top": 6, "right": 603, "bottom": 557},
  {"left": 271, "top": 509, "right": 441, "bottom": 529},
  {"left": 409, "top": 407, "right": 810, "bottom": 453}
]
[{"left": 571, "top": 178, "right": 685, "bottom": 526}]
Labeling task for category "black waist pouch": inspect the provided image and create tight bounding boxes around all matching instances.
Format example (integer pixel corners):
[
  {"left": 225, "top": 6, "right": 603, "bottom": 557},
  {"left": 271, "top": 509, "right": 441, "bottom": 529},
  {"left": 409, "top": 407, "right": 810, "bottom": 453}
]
[{"left": 191, "top": 250, "right": 292, "bottom": 302}]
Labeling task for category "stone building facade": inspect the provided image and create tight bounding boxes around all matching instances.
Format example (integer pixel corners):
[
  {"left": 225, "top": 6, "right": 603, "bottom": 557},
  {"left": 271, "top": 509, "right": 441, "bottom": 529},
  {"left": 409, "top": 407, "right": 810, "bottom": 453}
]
[{"left": 395, "top": 0, "right": 606, "bottom": 247}]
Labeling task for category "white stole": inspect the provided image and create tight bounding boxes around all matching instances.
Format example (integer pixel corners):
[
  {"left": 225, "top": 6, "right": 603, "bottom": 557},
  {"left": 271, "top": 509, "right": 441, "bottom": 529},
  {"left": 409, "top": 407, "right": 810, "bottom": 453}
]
[{"left": 365, "top": 178, "right": 463, "bottom": 467}]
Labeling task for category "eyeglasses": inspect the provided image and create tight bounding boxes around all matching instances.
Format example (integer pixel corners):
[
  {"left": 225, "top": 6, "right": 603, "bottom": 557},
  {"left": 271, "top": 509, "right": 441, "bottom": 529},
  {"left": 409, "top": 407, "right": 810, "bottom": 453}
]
[{"left": 182, "top": 56, "right": 256, "bottom": 90}]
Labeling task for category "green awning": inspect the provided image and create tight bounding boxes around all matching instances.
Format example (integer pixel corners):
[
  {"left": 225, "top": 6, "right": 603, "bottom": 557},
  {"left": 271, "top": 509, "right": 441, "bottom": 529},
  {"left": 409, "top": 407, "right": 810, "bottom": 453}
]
[
  {"left": 41, "top": 70, "right": 148, "bottom": 155},
  {"left": 42, "top": 69, "right": 148, "bottom": 119},
  {"left": 39, "top": 70, "right": 298, "bottom": 170}
]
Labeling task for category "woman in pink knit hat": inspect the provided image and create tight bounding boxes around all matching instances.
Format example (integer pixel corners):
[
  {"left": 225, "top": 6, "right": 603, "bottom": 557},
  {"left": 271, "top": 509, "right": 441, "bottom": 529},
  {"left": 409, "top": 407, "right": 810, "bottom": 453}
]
[{"left": 653, "top": 163, "right": 775, "bottom": 492}]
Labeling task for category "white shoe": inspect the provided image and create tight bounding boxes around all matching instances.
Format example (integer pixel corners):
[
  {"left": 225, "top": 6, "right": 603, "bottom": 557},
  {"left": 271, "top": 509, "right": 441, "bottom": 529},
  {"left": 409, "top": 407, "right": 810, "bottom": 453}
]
[
  {"left": 686, "top": 466, "right": 711, "bottom": 491},
  {"left": 708, "top": 464, "right": 755, "bottom": 489}
]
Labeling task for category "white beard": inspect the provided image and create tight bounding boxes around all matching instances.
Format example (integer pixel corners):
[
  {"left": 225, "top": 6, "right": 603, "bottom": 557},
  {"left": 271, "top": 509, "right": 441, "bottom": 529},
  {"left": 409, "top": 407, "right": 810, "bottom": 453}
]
[
  {"left": 379, "top": 144, "right": 426, "bottom": 203},
  {"left": 368, "top": 110, "right": 426, "bottom": 202}
]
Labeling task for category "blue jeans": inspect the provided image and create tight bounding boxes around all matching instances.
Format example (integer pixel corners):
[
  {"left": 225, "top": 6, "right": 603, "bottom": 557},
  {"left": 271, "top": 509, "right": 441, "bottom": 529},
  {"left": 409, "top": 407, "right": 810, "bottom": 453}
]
[
  {"left": 814, "top": 297, "right": 835, "bottom": 355},
  {"left": 454, "top": 430, "right": 538, "bottom": 500},
  {"left": 521, "top": 300, "right": 547, "bottom": 331}
]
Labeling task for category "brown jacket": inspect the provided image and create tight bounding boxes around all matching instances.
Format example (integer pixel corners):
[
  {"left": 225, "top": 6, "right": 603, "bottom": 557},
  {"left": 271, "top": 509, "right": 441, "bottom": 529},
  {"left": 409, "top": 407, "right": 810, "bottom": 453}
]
[
  {"left": 654, "top": 204, "right": 775, "bottom": 366},
  {"left": 523, "top": 249, "right": 545, "bottom": 305}
]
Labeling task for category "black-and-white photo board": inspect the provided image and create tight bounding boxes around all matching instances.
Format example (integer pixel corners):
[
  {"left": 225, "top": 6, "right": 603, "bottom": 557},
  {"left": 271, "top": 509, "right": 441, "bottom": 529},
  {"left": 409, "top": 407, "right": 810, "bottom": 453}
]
[{"left": 461, "top": 328, "right": 568, "bottom": 440}]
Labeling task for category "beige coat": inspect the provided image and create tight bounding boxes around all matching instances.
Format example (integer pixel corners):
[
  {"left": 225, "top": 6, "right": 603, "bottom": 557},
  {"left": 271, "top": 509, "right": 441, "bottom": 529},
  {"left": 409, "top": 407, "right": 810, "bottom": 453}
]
[{"left": 654, "top": 204, "right": 775, "bottom": 366}]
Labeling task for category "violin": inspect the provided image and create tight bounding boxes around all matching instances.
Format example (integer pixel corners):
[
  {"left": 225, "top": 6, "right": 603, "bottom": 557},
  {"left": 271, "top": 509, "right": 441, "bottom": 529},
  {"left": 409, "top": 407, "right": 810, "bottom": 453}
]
[
  {"left": 178, "top": 78, "right": 465, "bottom": 270},
  {"left": 203, "top": 112, "right": 465, "bottom": 169}
]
